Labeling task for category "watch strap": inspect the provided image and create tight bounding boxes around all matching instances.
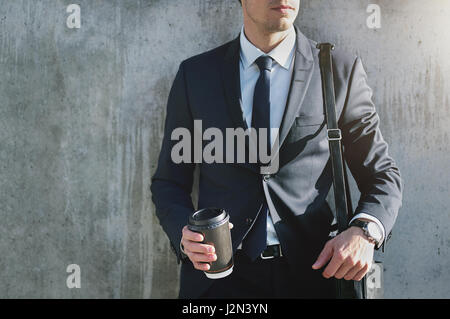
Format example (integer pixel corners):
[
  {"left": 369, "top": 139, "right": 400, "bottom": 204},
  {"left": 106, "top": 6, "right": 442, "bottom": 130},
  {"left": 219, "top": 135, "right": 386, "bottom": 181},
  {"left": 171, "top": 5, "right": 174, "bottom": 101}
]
[{"left": 349, "top": 220, "right": 378, "bottom": 245}]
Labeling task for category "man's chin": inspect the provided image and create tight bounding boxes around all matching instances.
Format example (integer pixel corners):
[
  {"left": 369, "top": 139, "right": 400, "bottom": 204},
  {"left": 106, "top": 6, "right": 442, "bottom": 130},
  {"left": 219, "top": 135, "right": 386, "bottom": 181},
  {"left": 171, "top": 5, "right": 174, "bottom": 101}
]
[{"left": 267, "top": 19, "right": 295, "bottom": 32}]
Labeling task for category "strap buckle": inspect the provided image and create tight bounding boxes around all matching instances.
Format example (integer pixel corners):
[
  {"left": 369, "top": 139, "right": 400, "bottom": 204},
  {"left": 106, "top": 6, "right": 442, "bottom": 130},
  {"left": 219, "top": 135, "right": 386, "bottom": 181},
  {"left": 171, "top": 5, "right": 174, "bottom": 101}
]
[
  {"left": 316, "top": 43, "right": 335, "bottom": 51},
  {"left": 327, "top": 128, "right": 342, "bottom": 141}
]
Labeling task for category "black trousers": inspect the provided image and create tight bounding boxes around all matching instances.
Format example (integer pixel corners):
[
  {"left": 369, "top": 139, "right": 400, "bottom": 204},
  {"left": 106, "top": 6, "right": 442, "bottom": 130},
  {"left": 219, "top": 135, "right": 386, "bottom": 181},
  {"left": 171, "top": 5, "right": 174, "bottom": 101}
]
[{"left": 199, "top": 250, "right": 336, "bottom": 299}]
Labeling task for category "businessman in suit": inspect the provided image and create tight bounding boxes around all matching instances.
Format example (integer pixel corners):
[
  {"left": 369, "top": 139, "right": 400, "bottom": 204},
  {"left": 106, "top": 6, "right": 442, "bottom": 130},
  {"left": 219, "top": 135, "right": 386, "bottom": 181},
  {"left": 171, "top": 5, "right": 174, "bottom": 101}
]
[{"left": 150, "top": 0, "right": 402, "bottom": 298}]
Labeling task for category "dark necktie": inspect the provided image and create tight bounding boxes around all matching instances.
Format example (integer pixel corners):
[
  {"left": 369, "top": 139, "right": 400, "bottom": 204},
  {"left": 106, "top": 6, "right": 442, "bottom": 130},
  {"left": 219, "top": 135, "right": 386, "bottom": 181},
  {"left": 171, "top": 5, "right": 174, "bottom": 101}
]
[
  {"left": 242, "top": 55, "right": 272, "bottom": 261},
  {"left": 251, "top": 56, "right": 272, "bottom": 162}
]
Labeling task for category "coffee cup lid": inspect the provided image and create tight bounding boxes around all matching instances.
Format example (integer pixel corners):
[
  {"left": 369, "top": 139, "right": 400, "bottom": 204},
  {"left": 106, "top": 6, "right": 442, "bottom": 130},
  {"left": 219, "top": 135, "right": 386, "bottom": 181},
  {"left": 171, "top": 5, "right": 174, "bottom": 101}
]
[{"left": 189, "top": 207, "right": 228, "bottom": 226}]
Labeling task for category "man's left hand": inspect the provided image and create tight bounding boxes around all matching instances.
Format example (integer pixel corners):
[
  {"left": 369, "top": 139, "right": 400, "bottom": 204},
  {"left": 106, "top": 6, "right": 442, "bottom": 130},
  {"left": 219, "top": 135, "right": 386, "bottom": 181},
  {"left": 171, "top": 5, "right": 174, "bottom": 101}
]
[{"left": 312, "top": 226, "right": 374, "bottom": 281}]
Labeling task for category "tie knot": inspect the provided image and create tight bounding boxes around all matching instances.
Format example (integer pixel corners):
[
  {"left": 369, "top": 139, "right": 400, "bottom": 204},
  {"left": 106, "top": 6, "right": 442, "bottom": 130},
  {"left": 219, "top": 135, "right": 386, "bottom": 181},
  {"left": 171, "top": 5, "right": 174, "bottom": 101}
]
[{"left": 255, "top": 55, "right": 273, "bottom": 72}]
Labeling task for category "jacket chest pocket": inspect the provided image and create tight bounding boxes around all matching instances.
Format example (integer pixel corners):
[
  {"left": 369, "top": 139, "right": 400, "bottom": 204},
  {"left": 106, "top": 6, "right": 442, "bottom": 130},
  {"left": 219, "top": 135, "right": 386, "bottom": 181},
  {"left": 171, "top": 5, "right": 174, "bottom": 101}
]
[{"left": 287, "top": 114, "right": 326, "bottom": 142}]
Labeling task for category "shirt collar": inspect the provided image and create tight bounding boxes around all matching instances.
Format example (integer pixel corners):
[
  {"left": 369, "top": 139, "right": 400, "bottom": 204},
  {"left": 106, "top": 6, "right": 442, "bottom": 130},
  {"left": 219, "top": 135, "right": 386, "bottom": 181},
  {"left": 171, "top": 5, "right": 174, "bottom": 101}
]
[{"left": 239, "top": 25, "right": 296, "bottom": 70}]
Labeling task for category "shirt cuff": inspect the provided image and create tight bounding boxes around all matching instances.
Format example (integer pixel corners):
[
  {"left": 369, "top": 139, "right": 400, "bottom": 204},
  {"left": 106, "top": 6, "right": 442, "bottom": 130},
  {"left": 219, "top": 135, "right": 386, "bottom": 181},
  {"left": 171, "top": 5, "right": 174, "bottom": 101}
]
[{"left": 349, "top": 213, "right": 385, "bottom": 248}]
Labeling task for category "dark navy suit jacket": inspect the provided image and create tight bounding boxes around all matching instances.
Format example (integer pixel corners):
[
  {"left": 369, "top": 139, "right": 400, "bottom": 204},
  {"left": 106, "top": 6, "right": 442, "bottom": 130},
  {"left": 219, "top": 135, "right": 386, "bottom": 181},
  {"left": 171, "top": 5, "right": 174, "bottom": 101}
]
[{"left": 150, "top": 27, "right": 403, "bottom": 298}]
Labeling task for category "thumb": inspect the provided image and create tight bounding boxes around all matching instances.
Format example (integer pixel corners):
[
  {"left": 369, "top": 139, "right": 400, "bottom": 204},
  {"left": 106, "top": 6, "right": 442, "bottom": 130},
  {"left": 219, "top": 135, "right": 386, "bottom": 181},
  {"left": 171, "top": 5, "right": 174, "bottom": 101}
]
[{"left": 312, "top": 242, "right": 333, "bottom": 270}]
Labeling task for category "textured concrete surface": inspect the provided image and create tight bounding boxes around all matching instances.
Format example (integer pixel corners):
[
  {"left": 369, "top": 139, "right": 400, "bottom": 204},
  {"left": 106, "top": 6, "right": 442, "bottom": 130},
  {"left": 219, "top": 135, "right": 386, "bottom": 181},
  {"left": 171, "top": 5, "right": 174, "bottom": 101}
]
[{"left": 0, "top": 0, "right": 448, "bottom": 298}]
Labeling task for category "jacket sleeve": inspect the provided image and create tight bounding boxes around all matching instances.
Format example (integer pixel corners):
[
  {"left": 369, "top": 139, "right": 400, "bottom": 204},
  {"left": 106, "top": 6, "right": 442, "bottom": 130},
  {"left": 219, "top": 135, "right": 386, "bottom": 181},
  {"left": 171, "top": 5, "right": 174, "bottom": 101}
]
[
  {"left": 150, "top": 61, "right": 196, "bottom": 264},
  {"left": 339, "top": 57, "right": 403, "bottom": 241}
]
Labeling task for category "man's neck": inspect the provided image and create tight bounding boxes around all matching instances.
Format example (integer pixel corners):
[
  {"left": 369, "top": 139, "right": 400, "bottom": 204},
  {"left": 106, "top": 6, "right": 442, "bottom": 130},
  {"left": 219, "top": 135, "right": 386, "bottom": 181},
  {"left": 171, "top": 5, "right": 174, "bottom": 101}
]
[{"left": 242, "top": 23, "right": 292, "bottom": 53}]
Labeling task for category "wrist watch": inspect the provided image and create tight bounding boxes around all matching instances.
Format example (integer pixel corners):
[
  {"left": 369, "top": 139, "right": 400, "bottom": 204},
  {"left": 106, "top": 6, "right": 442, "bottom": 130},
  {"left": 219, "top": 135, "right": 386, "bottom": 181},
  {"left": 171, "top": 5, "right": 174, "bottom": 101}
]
[{"left": 349, "top": 219, "right": 382, "bottom": 246}]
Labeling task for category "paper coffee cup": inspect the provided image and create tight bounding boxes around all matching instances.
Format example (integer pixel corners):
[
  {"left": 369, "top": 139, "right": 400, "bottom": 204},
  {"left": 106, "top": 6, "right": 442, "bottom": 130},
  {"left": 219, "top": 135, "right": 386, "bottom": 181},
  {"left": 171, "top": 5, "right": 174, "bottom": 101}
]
[{"left": 188, "top": 208, "right": 234, "bottom": 279}]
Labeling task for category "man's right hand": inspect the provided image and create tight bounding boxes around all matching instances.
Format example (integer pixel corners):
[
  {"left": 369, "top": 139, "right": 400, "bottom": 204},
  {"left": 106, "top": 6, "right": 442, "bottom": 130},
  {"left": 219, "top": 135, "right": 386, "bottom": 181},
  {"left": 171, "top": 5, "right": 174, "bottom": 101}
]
[{"left": 181, "top": 223, "right": 233, "bottom": 271}]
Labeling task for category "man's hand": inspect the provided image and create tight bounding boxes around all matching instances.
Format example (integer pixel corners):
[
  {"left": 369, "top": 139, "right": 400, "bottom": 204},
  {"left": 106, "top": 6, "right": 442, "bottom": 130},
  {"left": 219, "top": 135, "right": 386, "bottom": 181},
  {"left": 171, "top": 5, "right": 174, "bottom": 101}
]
[
  {"left": 181, "top": 223, "right": 233, "bottom": 271},
  {"left": 312, "top": 226, "right": 374, "bottom": 281}
]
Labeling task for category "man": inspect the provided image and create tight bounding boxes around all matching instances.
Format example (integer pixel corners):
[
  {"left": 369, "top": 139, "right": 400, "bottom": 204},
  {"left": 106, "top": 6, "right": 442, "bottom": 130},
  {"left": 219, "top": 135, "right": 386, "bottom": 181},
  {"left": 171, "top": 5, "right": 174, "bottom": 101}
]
[{"left": 151, "top": 0, "right": 402, "bottom": 298}]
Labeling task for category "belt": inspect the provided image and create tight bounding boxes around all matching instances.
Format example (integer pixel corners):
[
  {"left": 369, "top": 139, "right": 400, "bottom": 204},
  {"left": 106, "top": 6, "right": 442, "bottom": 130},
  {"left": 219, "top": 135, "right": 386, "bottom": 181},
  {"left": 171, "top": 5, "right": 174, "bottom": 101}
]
[
  {"left": 236, "top": 244, "right": 283, "bottom": 260},
  {"left": 260, "top": 244, "right": 283, "bottom": 260}
]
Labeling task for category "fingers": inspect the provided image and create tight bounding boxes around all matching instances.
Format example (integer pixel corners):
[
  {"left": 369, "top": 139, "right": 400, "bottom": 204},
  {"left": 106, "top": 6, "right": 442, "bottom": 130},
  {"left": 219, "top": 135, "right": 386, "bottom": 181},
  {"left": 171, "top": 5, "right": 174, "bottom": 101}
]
[
  {"left": 188, "top": 251, "right": 217, "bottom": 263},
  {"left": 182, "top": 226, "right": 204, "bottom": 242},
  {"left": 342, "top": 262, "right": 363, "bottom": 280},
  {"left": 181, "top": 226, "right": 215, "bottom": 253},
  {"left": 334, "top": 260, "right": 355, "bottom": 279},
  {"left": 183, "top": 240, "right": 215, "bottom": 254},
  {"left": 312, "top": 240, "right": 333, "bottom": 270},
  {"left": 193, "top": 262, "right": 210, "bottom": 271},
  {"left": 187, "top": 251, "right": 217, "bottom": 271},
  {"left": 316, "top": 227, "right": 375, "bottom": 280},
  {"left": 330, "top": 259, "right": 370, "bottom": 281},
  {"left": 181, "top": 225, "right": 217, "bottom": 271},
  {"left": 323, "top": 252, "right": 372, "bottom": 280},
  {"left": 352, "top": 263, "right": 371, "bottom": 281},
  {"left": 322, "top": 251, "right": 344, "bottom": 279}
]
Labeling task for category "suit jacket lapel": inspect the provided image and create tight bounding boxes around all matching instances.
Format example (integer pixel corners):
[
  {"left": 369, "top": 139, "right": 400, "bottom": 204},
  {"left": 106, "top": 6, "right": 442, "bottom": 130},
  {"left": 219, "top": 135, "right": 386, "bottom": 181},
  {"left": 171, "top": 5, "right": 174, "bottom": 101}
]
[
  {"left": 276, "top": 26, "right": 315, "bottom": 154},
  {"left": 221, "top": 35, "right": 248, "bottom": 131},
  {"left": 221, "top": 35, "right": 260, "bottom": 174}
]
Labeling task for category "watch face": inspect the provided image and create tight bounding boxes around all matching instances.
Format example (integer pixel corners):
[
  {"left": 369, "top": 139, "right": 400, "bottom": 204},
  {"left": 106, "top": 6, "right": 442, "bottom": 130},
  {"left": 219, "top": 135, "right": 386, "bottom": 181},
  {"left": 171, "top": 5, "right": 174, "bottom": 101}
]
[{"left": 367, "top": 222, "right": 382, "bottom": 241}]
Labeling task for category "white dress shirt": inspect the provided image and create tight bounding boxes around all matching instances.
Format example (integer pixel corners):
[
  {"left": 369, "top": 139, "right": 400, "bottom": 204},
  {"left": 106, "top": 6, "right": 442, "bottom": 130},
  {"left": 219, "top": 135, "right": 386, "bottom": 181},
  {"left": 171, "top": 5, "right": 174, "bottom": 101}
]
[{"left": 238, "top": 25, "right": 296, "bottom": 246}]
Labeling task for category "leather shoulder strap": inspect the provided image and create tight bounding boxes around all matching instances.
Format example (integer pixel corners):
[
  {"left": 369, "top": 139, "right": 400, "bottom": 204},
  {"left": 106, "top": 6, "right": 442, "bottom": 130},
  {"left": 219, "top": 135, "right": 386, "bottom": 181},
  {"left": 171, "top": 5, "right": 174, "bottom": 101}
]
[
  {"left": 317, "top": 43, "right": 366, "bottom": 299},
  {"left": 316, "top": 43, "right": 353, "bottom": 234}
]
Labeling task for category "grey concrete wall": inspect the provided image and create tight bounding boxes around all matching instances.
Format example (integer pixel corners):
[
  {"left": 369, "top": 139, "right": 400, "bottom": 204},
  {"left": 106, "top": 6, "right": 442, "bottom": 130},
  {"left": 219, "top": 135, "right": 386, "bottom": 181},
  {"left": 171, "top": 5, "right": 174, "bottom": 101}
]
[{"left": 0, "top": 0, "right": 448, "bottom": 298}]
